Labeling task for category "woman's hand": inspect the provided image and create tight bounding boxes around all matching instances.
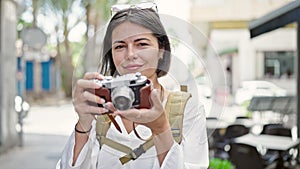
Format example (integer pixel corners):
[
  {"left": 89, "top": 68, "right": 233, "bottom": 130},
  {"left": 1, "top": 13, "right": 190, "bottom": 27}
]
[
  {"left": 114, "top": 89, "right": 170, "bottom": 135},
  {"left": 113, "top": 89, "right": 173, "bottom": 165},
  {"left": 72, "top": 72, "right": 108, "bottom": 131}
]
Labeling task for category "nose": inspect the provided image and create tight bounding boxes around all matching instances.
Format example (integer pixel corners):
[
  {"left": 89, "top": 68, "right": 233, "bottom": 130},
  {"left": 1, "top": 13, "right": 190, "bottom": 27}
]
[{"left": 126, "top": 44, "right": 138, "bottom": 60}]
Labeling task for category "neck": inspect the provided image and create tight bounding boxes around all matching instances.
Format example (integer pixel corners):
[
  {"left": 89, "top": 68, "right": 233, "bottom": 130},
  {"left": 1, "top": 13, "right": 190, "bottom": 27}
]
[
  {"left": 148, "top": 73, "right": 159, "bottom": 88},
  {"left": 147, "top": 74, "right": 164, "bottom": 101}
]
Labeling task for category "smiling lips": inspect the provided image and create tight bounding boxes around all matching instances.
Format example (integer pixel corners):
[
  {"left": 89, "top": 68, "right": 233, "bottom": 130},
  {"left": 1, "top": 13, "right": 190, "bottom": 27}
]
[{"left": 124, "top": 64, "right": 143, "bottom": 70}]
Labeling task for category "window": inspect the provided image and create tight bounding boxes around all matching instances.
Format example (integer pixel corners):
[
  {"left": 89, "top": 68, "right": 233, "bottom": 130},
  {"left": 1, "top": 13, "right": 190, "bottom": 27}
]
[{"left": 264, "top": 51, "right": 295, "bottom": 78}]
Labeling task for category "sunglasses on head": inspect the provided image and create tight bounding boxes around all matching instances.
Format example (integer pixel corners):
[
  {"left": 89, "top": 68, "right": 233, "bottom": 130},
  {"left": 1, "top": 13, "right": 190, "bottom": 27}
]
[{"left": 110, "top": 2, "right": 158, "bottom": 16}]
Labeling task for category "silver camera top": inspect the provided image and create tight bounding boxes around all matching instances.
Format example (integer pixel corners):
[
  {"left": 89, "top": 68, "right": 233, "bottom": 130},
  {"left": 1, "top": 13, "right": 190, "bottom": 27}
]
[{"left": 95, "top": 72, "right": 148, "bottom": 88}]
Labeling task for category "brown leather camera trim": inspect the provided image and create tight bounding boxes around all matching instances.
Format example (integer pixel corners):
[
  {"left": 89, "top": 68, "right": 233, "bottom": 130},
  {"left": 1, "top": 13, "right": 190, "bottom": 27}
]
[
  {"left": 95, "top": 88, "right": 111, "bottom": 102},
  {"left": 139, "top": 85, "right": 151, "bottom": 109}
]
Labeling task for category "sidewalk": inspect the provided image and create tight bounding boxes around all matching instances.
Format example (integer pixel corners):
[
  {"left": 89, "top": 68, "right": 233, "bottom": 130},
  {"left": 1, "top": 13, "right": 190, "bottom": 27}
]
[
  {"left": 0, "top": 133, "right": 68, "bottom": 169},
  {"left": 0, "top": 98, "right": 77, "bottom": 169}
]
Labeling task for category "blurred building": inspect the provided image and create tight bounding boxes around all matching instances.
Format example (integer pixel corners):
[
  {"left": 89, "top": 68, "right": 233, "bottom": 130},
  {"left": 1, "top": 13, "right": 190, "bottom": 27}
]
[
  {"left": 18, "top": 47, "right": 59, "bottom": 98},
  {"left": 0, "top": 0, "right": 19, "bottom": 153},
  {"left": 190, "top": 0, "right": 296, "bottom": 95}
]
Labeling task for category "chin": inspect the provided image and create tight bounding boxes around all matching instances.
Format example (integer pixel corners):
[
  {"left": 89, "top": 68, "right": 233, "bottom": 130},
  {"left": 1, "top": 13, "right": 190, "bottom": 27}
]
[
  {"left": 120, "top": 69, "right": 156, "bottom": 78},
  {"left": 125, "top": 70, "right": 139, "bottom": 74}
]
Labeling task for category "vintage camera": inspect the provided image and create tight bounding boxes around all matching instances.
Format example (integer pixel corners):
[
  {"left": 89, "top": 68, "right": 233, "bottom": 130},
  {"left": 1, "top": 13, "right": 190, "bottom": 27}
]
[{"left": 93, "top": 72, "right": 151, "bottom": 110}]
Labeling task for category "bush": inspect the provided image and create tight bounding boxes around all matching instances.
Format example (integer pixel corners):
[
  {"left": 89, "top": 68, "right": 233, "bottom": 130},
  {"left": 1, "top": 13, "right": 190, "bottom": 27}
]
[{"left": 209, "top": 158, "right": 235, "bottom": 169}]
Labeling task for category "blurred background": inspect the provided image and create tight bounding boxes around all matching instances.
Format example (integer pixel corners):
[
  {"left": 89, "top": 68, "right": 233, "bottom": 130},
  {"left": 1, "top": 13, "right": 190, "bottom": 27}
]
[{"left": 0, "top": 0, "right": 299, "bottom": 168}]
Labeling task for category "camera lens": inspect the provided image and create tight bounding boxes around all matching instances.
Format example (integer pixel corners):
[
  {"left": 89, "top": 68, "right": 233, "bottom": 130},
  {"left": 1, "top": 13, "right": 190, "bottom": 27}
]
[{"left": 111, "top": 86, "right": 135, "bottom": 110}]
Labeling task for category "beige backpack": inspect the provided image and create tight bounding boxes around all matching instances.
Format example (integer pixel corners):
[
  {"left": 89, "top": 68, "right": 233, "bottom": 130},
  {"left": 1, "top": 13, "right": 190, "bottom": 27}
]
[{"left": 95, "top": 89, "right": 191, "bottom": 165}]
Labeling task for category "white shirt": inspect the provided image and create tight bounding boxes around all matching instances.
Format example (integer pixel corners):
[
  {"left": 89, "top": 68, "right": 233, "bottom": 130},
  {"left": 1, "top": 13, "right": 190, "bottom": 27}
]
[{"left": 56, "top": 94, "right": 209, "bottom": 169}]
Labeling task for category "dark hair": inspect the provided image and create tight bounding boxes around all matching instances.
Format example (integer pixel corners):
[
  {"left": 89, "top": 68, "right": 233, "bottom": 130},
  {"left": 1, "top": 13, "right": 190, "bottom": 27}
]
[{"left": 99, "top": 8, "right": 171, "bottom": 77}]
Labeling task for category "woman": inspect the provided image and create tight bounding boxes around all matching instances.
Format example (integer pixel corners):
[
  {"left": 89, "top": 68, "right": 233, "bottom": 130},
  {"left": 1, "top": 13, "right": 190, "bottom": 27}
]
[{"left": 57, "top": 3, "right": 208, "bottom": 169}]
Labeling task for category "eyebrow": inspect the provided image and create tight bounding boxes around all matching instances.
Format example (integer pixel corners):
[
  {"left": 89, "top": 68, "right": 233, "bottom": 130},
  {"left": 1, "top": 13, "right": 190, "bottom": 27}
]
[
  {"left": 112, "top": 37, "right": 151, "bottom": 44},
  {"left": 134, "top": 38, "right": 151, "bottom": 42}
]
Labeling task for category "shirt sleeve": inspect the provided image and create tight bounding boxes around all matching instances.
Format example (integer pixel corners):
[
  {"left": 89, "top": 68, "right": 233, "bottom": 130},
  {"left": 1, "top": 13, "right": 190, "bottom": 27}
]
[
  {"left": 56, "top": 121, "right": 99, "bottom": 169},
  {"left": 160, "top": 97, "right": 209, "bottom": 169}
]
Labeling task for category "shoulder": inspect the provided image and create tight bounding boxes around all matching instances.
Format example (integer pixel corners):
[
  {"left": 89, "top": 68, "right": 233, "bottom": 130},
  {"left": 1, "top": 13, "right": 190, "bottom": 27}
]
[
  {"left": 183, "top": 92, "right": 206, "bottom": 119},
  {"left": 165, "top": 90, "right": 205, "bottom": 116}
]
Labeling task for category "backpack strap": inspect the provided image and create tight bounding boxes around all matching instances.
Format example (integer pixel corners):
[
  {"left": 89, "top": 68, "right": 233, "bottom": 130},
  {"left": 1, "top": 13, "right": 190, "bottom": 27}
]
[
  {"left": 119, "top": 139, "right": 154, "bottom": 165},
  {"left": 96, "top": 114, "right": 155, "bottom": 165},
  {"left": 96, "top": 114, "right": 111, "bottom": 150},
  {"left": 95, "top": 88, "right": 191, "bottom": 165},
  {"left": 165, "top": 90, "right": 191, "bottom": 143}
]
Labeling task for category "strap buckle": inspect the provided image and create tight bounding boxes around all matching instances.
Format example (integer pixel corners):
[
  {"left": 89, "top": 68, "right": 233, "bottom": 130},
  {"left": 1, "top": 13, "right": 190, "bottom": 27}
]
[{"left": 130, "top": 144, "right": 145, "bottom": 159}]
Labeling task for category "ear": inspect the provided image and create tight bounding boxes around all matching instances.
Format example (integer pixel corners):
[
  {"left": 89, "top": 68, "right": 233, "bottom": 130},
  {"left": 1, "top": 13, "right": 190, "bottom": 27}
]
[{"left": 158, "top": 48, "right": 164, "bottom": 59}]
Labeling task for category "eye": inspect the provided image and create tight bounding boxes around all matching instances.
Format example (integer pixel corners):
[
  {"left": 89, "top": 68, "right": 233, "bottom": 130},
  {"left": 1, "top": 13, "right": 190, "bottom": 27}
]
[
  {"left": 137, "top": 42, "right": 149, "bottom": 47},
  {"left": 114, "top": 44, "right": 125, "bottom": 50}
]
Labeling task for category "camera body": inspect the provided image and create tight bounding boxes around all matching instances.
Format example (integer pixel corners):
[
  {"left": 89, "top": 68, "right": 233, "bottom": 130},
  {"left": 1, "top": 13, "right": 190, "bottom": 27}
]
[{"left": 94, "top": 72, "right": 151, "bottom": 110}]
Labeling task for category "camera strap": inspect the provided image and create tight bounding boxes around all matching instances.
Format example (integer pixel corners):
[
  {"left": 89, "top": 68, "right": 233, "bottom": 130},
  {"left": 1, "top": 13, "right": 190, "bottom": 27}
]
[{"left": 95, "top": 88, "right": 191, "bottom": 165}]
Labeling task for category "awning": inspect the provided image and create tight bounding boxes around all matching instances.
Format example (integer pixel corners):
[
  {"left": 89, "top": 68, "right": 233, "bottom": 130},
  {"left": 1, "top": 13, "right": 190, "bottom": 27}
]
[
  {"left": 218, "top": 47, "right": 238, "bottom": 56},
  {"left": 249, "top": 0, "right": 300, "bottom": 38}
]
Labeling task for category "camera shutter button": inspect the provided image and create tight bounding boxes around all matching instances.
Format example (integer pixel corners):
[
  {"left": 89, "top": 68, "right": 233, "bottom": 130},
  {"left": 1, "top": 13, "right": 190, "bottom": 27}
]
[{"left": 106, "top": 76, "right": 113, "bottom": 81}]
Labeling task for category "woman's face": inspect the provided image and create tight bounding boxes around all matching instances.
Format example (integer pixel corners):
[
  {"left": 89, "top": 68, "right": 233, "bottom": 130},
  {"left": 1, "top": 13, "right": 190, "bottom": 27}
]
[{"left": 111, "top": 21, "right": 163, "bottom": 80}]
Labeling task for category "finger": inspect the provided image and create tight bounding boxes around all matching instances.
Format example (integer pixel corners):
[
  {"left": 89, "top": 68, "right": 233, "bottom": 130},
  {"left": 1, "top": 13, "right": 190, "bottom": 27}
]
[
  {"left": 73, "top": 73, "right": 103, "bottom": 96},
  {"left": 75, "top": 103, "right": 109, "bottom": 115},
  {"left": 117, "top": 108, "right": 144, "bottom": 122},
  {"left": 73, "top": 80, "right": 100, "bottom": 99},
  {"left": 82, "top": 90, "right": 105, "bottom": 104},
  {"left": 117, "top": 107, "right": 163, "bottom": 124},
  {"left": 83, "top": 72, "right": 104, "bottom": 80},
  {"left": 115, "top": 90, "right": 163, "bottom": 123},
  {"left": 149, "top": 89, "right": 164, "bottom": 112},
  {"left": 150, "top": 89, "right": 161, "bottom": 105},
  {"left": 77, "top": 79, "right": 102, "bottom": 89},
  {"left": 104, "top": 102, "right": 117, "bottom": 112}
]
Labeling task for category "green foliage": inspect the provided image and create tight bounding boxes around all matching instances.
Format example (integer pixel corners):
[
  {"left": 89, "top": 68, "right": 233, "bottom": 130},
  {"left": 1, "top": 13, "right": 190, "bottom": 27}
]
[
  {"left": 242, "top": 100, "right": 252, "bottom": 118},
  {"left": 17, "top": 18, "right": 33, "bottom": 39},
  {"left": 209, "top": 158, "right": 235, "bottom": 169},
  {"left": 71, "top": 41, "right": 86, "bottom": 78}
]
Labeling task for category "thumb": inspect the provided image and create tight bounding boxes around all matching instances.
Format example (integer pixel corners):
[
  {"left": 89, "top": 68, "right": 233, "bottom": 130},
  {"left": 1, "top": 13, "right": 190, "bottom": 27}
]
[{"left": 150, "top": 89, "right": 163, "bottom": 109}]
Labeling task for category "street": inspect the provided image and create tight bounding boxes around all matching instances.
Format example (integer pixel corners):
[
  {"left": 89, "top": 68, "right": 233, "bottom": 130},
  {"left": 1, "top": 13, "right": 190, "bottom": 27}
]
[{"left": 0, "top": 101, "right": 77, "bottom": 169}]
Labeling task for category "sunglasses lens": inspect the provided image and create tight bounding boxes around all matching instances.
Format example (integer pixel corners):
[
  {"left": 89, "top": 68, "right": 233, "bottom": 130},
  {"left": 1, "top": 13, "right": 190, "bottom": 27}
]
[
  {"left": 111, "top": 4, "right": 130, "bottom": 11},
  {"left": 136, "top": 2, "right": 157, "bottom": 11},
  {"left": 110, "top": 2, "right": 157, "bottom": 16},
  {"left": 111, "top": 4, "right": 130, "bottom": 16}
]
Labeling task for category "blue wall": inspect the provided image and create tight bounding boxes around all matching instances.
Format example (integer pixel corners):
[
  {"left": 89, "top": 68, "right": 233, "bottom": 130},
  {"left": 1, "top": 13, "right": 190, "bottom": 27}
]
[
  {"left": 25, "top": 61, "right": 34, "bottom": 91},
  {"left": 41, "top": 60, "right": 51, "bottom": 91},
  {"left": 25, "top": 60, "right": 53, "bottom": 91}
]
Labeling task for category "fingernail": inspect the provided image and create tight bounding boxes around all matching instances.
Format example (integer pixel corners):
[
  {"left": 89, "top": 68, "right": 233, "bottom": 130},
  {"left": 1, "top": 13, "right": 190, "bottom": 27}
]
[
  {"left": 95, "top": 83, "right": 102, "bottom": 88},
  {"left": 99, "top": 108, "right": 109, "bottom": 114},
  {"left": 98, "top": 74, "right": 105, "bottom": 79},
  {"left": 102, "top": 103, "right": 108, "bottom": 109},
  {"left": 99, "top": 98, "right": 105, "bottom": 104}
]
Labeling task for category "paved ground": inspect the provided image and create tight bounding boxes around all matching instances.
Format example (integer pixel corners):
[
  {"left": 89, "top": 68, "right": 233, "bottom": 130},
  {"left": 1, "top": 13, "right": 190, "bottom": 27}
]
[
  {"left": 0, "top": 99, "right": 77, "bottom": 169},
  {"left": 0, "top": 134, "right": 68, "bottom": 169}
]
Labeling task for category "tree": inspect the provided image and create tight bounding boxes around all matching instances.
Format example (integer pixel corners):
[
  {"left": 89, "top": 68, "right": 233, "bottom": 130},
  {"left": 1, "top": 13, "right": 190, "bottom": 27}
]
[
  {"left": 37, "top": 0, "right": 86, "bottom": 97},
  {"left": 81, "top": 0, "right": 117, "bottom": 73},
  {"left": 36, "top": 0, "right": 116, "bottom": 97},
  {"left": 30, "top": 0, "right": 139, "bottom": 97}
]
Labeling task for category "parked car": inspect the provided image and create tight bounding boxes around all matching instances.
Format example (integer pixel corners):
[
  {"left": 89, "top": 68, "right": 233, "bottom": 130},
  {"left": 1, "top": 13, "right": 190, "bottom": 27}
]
[
  {"left": 235, "top": 80, "right": 287, "bottom": 105},
  {"left": 196, "top": 76, "right": 212, "bottom": 99}
]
